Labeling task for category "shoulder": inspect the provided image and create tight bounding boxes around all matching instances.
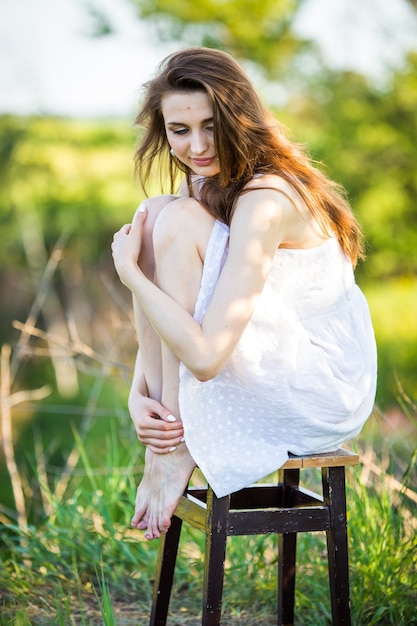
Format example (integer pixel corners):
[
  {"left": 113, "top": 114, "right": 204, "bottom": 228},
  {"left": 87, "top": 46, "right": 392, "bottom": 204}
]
[
  {"left": 232, "top": 174, "right": 304, "bottom": 231},
  {"left": 237, "top": 174, "right": 334, "bottom": 248},
  {"left": 227, "top": 177, "right": 292, "bottom": 252},
  {"left": 243, "top": 174, "right": 304, "bottom": 211},
  {"left": 231, "top": 174, "right": 329, "bottom": 249}
]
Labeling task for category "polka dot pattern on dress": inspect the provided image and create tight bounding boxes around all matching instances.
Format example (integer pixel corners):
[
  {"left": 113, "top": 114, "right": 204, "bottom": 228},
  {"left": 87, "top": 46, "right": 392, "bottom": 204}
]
[{"left": 179, "top": 221, "right": 377, "bottom": 498}]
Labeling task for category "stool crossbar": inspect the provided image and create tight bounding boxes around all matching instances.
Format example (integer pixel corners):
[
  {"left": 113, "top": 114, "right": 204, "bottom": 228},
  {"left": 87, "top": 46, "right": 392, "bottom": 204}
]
[{"left": 149, "top": 448, "right": 359, "bottom": 626}]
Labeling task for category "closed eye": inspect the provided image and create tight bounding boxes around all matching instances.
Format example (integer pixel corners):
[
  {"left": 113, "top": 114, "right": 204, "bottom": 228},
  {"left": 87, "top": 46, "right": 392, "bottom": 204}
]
[{"left": 172, "top": 128, "right": 189, "bottom": 135}]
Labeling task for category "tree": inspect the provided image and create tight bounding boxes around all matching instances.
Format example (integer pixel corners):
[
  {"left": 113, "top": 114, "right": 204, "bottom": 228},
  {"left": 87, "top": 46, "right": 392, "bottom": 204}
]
[
  {"left": 130, "top": 0, "right": 318, "bottom": 79},
  {"left": 285, "top": 53, "right": 417, "bottom": 281}
]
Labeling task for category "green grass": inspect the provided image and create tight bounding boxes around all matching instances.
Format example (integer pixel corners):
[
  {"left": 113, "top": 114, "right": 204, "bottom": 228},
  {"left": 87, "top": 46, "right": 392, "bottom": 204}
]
[
  {"left": 0, "top": 264, "right": 416, "bottom": 625},
  {"left": 364, "top": 276, "right": 417, "bottom": 409},
  {"left": 1, "top": 407, "right": 416, "bottom": 625}
]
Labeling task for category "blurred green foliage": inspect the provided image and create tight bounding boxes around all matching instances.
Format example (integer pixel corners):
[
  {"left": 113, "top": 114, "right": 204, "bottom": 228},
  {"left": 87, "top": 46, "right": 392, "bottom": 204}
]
[
  {"left": 0, "top": 116, "right": 139, "bottom": 269},
  {"left": 291, "top": 54, "right": 417, "bottom": 282},
  {"left": 129, "top": 0, "right": 417, "bottom": 281},
  {"left": 1, "top": 6, "right": 416, "bottom": 620},
  {"left": 131, "top": 0, "right": 311, "bottom": 77},
  {"left": 1, "top": 54, "right": 417, "bottom": 279},
  {"left": 1, "top": 5, "right": 416, "bottom": 413}
]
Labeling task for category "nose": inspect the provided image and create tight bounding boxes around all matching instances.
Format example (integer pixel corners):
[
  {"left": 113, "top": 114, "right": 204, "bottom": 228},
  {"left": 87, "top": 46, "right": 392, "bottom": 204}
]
[{"left": 190, "top": 131, "right": 208, "bottom": 155}]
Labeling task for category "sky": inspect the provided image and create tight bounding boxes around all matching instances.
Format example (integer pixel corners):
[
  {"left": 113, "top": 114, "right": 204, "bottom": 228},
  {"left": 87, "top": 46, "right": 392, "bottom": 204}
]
[{"left": 0, "top": 0, "right": 416, "bottom": 118}]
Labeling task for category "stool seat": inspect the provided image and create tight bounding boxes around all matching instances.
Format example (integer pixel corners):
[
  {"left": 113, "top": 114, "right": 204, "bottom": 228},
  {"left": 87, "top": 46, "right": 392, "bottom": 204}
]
[{"left": 149, "top": 448, "right": 359, "bottom": 626}]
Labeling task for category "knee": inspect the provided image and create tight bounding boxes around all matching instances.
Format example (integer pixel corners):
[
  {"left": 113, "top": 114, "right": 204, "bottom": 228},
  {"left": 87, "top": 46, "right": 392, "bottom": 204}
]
[
  {"left": 152, "top": 198, "right": 202, "bottom": 253},
  {"left": 137, "top": 194, "right": 178, "bottom": 278},
  {"left": 140, "top": 195, "right": 179, "bottom": 241}
]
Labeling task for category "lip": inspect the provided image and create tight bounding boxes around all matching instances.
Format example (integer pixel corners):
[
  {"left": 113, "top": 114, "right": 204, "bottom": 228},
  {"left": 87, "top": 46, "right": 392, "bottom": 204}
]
[{"left": 191, "top": 157, "right": 216, "bottom": 167}]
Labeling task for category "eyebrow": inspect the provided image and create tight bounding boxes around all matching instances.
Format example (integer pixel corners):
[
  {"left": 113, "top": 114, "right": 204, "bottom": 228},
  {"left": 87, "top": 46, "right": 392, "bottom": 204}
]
[{"left": 166, "top": 117, "right": 214, "bottom": 126}]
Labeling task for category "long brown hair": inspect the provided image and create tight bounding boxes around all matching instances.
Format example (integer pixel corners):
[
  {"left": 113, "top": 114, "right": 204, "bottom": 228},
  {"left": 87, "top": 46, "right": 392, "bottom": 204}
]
[{"left": 134, "top": 47, "right": 364, "bottom": 265}]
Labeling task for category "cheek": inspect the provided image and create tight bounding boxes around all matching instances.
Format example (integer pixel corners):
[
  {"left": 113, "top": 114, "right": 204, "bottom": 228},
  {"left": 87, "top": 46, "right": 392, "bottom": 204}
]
[
  {"left": 167, "top": 134, "right": 179, "bottom": 150},
  {"left": 171, "top": 139, "right": 183, "bottom": 153},
  {"left": 172, "top": 143, "right": 190, "bottom": 166},
  {"left": 166, "top": 131, "right": 180, "bottom": 151}
]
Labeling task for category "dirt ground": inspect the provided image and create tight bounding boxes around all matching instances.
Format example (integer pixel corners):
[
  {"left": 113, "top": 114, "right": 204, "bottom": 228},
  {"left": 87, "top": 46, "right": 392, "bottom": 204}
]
[{"left": 1, "top": 592, "right": 278, "bottom": 625}]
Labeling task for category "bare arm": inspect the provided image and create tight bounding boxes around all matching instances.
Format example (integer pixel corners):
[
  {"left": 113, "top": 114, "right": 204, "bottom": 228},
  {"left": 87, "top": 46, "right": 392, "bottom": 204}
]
[{"left": 112, "top": 189, "right": 290, "bottom": 381}]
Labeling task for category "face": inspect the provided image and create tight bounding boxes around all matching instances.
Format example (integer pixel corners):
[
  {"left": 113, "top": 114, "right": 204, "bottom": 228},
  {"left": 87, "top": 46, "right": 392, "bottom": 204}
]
[{"left": 162, "top": 90, "right": 220, "bottom": 177}]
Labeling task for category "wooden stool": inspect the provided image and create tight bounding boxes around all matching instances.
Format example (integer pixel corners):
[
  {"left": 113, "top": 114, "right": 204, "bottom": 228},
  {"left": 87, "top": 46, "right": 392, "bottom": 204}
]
[{"left": 150, "top": 448, "right": 359, "bottom": 626}]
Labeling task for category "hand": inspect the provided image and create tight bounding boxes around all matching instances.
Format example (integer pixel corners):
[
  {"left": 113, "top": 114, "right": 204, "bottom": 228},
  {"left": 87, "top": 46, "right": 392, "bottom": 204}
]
[
  {"left": 128, "top": 390, "right": 185, "bottom": 454},
  {"left": 111, "top": 205, "right": 147, "bottom": 289}
]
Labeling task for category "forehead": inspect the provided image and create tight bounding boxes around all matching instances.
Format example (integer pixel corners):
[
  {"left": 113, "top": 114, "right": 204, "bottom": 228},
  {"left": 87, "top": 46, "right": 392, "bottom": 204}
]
[{"left": 161, "top": 90, "right": 213, "bottom": 122}]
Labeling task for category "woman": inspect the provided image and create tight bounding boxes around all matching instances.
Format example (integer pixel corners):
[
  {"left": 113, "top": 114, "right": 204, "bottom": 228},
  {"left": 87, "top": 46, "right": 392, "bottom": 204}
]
[{"left": 111, "top": 47, "right": 377, "bottom": 541}]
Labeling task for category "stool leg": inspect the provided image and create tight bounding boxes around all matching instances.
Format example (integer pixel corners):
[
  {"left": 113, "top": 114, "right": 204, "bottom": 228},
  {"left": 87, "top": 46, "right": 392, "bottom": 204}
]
[
  {"left": 322, "top": 466, "right": 351, "bottom": 626},
  {"left": 149, "top": 515, "right": 182, "bottom": 626},
  {"left": 278, "top": 468, "right": 299, "bottom": 626},
  {"left": 278, "top": 533, "right": 297, "bottom": 626},
  {"left": 202, "top": 488, "right": 230, "bottom": 626}
]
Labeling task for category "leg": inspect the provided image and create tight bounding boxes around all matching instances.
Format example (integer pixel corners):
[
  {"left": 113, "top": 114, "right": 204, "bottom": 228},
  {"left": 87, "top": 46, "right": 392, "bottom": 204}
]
[
  {"left": 149, "top": 515, "right": 183, "bottom": 626},
  {"left": 202, "top": 488, "right": 229, "bottom": 626},
  {"left": 134, "top": 194, "right": 179, "bottom": 401},
  {"left": 322, "top": 466, "right": 351, "bottom": 626},
  {"left": 133, "top": 198, "right": 216, "bottom": 540},
  {"left": 131, "top": 194, "right": 186, "bottom": 532},
  {"left": 130, "top": 195, "right": 184, "bottom": 532},
  {"left": 278, "top": 468, "right": 299, "bottom": 626}
]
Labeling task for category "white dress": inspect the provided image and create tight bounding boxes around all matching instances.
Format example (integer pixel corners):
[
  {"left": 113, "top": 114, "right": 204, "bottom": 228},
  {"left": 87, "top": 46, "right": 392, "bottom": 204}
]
[{"left": 179, "top": 220, "right": 377, "bottom": 498}]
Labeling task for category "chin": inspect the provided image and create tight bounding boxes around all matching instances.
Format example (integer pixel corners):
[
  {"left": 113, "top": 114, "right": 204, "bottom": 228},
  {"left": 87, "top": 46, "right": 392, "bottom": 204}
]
[{"left": 193, "top": 166, "right": 220, "bottom": 177}]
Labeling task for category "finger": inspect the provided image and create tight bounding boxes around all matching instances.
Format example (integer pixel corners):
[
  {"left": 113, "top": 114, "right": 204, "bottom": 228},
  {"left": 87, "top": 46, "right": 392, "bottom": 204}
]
[
  {"left": 136, "top": 414, "right": 184, "bottom": 437},
  {"left": 160, "top": 412, "right": 183, "bottom": 424},
  {"left": 145, "top": 438, "right": 184, "bottom": 454},
  {"left": 135, "top": 201, "right": 147, "bottom": 217},
  {"left": 143, "top": 428, "right": 186, "bottom": 448},
  {"left": 137, "top": 418, "right": 184, "bottom": 436},
  {"left": 132, "top": 203, "right": 147, "bottom": 229},
  {"left": 113, "top": 224, "right": 132, "bottom": 238},
  {"left": 140, "top": 426, "right": 182, "bottom": 439},
  {"left": 138, "top": 431, "right": 183, "bottom": 448},
  {"left": 144, "top": 403, "right": 183, "bottom": 427},
  {"left": 138, "top": 434, "right": 176, "bottom": 447},
  {"left": 149, "top": 400, "right": 182, "bottom": 430},
  {"left": 147, "top": 444, "right": 171, "bottom": 455}
]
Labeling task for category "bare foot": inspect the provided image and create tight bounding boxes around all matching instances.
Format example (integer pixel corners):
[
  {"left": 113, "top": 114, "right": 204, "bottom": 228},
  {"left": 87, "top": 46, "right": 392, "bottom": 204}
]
[{"left": 131, "top": 445, "right": 196, "bottom": 540}]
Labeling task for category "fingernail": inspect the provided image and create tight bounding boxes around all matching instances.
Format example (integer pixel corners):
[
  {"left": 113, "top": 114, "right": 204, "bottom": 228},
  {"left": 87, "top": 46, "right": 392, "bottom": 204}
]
[
  {"left": 137, "top": 202, "right": 146, "bottom": 213},
  {"left": 168, "top": 446, "right": 177, "bottom": 452},
  {"left": 167, "top": 414, "right": 176, "bottom": 422},
  {"left": 180, "top": 437, "right": 185, "bottom": 443}
]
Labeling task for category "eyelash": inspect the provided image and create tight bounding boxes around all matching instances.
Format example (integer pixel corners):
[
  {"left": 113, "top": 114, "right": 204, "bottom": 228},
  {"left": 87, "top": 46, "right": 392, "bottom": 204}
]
[{"left": 172, "top": 126, "right": 214, "bottom": 135}]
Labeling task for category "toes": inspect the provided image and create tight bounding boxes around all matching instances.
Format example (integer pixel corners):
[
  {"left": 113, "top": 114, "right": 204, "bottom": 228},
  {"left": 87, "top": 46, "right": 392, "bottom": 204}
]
[
  {"left": 144, "top": 514, "right": 160, "bottom": 541},
  {"left": 132, "top": 485, "right": 149, "bottom": 528},
  {"left": 137, "top": 520, "right": 148, "bottom": 530},
  {"left": 131, "top": 503, "right": 148, "bottom": 528},
  {"left": 159, "top": 515, "right": 172, "bottom": 535}
]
